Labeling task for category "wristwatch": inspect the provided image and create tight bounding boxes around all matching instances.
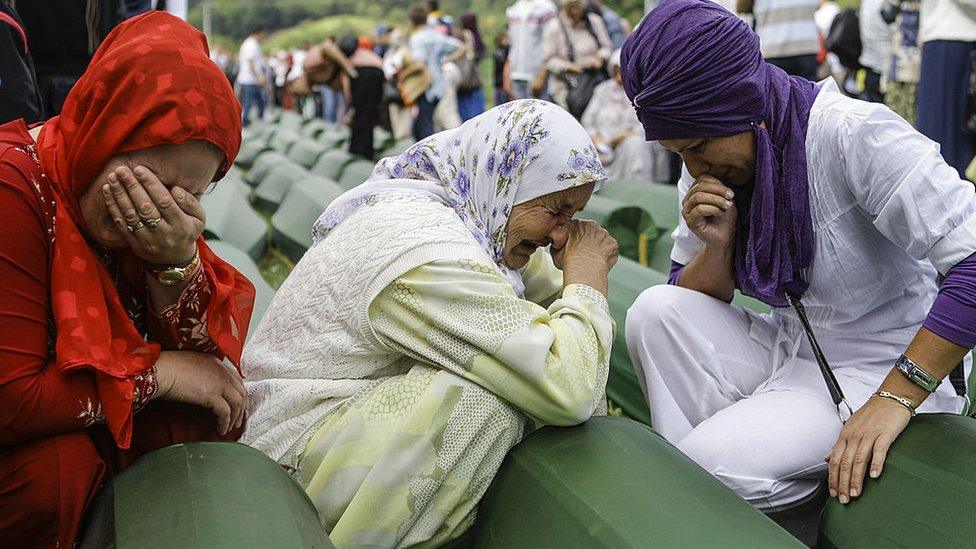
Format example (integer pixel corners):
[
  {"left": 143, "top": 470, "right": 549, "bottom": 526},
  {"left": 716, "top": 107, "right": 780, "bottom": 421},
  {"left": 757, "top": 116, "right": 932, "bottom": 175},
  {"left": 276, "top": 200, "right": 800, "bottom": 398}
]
[
  {"left": 149, "top": 249, "right": 201, "bottom": 287},
  {"left": 894, "top": 355, "right": 939, "bottom": 393}
]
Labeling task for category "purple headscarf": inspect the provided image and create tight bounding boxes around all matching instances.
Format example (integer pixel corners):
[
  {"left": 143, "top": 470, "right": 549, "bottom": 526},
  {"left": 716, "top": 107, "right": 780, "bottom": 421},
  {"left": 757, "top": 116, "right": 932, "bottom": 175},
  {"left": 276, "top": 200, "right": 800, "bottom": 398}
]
[{"left": 620, "top": 0, "right": 819, "bottom": 307}]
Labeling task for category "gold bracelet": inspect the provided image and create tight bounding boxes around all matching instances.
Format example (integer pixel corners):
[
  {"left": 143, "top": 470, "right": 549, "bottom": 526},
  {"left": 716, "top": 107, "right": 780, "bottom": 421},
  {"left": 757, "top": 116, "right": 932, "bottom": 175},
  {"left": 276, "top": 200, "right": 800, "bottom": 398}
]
[{"left": 872, "top": 390, "right": 917, "bottom": 417}]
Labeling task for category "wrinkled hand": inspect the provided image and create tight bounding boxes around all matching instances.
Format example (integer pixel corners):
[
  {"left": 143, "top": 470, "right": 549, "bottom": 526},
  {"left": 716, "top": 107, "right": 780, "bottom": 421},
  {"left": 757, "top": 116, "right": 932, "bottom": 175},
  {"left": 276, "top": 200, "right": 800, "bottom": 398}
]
[
  {"left": 154, "top": 351, "right": 247, "bottom": 435},
  {"left": 682, "top": 174, "right": 737, "bottom": 251},
  {"left": 826, "top": 396, "right": 911, "bottom": 503},
  {"left": 102, "top": 165, "right": 205, "bottom": 265},
  {"left": 551, "top": 219, "right": 619, "bottom": 272}
]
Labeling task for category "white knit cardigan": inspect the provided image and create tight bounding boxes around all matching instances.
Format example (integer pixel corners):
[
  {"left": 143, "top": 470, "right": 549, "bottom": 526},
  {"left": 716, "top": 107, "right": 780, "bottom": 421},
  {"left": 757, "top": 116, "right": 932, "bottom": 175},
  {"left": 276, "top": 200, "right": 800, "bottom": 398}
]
[{"left": 241, "top": 200, "right": 492, "bottom": 470}]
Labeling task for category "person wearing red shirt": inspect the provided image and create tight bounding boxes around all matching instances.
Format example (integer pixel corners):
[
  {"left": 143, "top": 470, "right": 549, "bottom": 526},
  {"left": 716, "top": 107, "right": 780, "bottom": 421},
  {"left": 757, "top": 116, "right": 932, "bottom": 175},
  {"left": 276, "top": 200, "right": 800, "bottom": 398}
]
[{"left": 0, "top": 12, "right": 256, "bottom": 547}]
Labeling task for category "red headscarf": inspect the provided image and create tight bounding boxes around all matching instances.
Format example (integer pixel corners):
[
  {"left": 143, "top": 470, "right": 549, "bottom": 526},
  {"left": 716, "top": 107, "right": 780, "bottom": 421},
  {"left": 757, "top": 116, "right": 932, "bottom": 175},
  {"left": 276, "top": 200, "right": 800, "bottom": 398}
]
[{"left": 35, "top": 11, "right": 254, "bottom": 448}]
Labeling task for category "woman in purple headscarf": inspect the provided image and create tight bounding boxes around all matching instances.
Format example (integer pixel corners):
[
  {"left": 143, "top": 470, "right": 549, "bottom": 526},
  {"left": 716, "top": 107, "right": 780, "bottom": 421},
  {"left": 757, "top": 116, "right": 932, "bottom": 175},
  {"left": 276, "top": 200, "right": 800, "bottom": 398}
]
[{"left": 621, "top": 0, "right": 976, "bottom": 541}]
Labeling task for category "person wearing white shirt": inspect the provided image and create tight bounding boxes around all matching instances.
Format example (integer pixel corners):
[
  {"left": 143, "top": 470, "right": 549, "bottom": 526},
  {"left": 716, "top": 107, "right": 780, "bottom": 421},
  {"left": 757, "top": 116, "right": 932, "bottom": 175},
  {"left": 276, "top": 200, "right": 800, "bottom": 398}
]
[
  {"left": 622, "top": 2, "right": 976, "bottom": 543},
  {"left": 237, "top": 26, "right": 267, "bottom": 127},
  {"left": 858, "top": 0, "right": 892, "bottom": 102},
  {"left": 506, "top": 0, "right": 558, "bottom": 99},
  {"left": 916, "top": 0, "right": 976, "bottom": 177}
]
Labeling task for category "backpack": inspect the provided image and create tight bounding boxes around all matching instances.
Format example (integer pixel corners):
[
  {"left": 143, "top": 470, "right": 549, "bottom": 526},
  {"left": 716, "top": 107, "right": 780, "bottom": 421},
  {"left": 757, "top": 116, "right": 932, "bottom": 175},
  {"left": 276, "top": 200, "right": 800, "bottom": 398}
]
[{"left": 825, "top": 8, "right": 862, "bottom": 71}]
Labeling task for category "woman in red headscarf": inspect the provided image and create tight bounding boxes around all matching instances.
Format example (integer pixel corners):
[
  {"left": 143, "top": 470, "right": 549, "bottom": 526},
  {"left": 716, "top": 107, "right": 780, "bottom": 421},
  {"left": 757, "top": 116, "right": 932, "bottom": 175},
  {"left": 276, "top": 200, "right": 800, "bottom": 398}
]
[{"left": 0, "top": 12, "right": 255, "bottom": 547}]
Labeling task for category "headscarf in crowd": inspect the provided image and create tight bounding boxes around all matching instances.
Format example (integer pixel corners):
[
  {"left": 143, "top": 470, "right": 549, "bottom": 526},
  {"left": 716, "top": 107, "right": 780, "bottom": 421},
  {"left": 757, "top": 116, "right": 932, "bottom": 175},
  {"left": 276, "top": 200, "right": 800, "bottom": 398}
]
[
  {"left": 313, "top": 100, "right": 608, "bottom": 295},
  {"left": 35, "top": 11, "right": 254, "bottom": 448},
  {"left": 621, "top": 0, "right": 820, "bottom": 307}
]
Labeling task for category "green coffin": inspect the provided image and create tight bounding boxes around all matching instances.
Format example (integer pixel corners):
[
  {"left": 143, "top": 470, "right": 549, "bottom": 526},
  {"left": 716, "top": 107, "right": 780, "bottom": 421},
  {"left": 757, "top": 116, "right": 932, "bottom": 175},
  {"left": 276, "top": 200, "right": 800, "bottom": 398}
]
[
  {"left": 474, "top": 416, "right": 801, "bottom": 548},
  {"left": 79, "top": 442, "right": 332, "bottom": 549},
  {"left": 820, "top": 413, "right": 976, "bottom": 548},
  {"left": 577, "top": 195, "right": 659, "bottom": 265},
  {"left": 606, "top": 257, "right": 667, "bottom": 425}
]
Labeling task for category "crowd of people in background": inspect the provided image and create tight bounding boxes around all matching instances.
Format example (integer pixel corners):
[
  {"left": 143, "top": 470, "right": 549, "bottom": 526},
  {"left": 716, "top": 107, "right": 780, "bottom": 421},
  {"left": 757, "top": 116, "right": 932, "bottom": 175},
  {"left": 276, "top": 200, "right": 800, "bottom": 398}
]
[
  {"left": 1, "top": 0, "right": 974, "bottom": 181},
  {"left": 212, "top": 0, "right": 974, "bottom": 183}
]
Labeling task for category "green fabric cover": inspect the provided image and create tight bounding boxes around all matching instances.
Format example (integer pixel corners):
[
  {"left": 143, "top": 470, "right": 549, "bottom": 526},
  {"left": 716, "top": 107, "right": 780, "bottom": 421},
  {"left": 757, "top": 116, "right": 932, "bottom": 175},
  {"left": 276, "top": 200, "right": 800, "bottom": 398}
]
[
  {"left": 606, "top": 257, "right": 666, "bottom": 424},
  {"left": 319, "top": 127, "right": 350, "bottom": 149},
  {"left": 201, "top": 179, "right": 267, "bottom": 261},
  {"left": 338, "top": 159, "right": 377, "bottom": 191},
  {"left": 310, "top": 149, "right": 355, "bottom": 181},
  {"left": 205, "top": 240, "right": 275, "bottom": 329},
  {"left": 288, "top": 140, "right": 330, "bottom": 169},
  {"left": 648, "top": 230, "right": 674, "bottom": 274},
  {"left": 577, "top": 195, "right": 659, "bottom": 265},
  {"left": 820, "top": 413, "right": 976, "bottom": 548},
  {"left": 278, "top": 110, "right": 305, "bottom": 132},
  {"left": 271, "top": 176, "right": 346, "bottom": 262},
  {"left": 253, "top": 163, "right": 310, "bottom": 213},
  {"left": 599, "top": 180, "right": 680, "bottom": 234},
  {"left": 382, "top": 138, "right": 415, "bottom": 157},
  {"left": 374, "top": 127, "right": 394, "bottom": 151},
  {"left": 270, "top": 129, "right": 302, "bottom": 155},
  {"left": 79, "top": 443, "right": 331, "bottom": 549},
  {"left": 244, "top": 151, "right": 289, "bottom": 186},
  {"left": 474, "top": 416, "right": 800, "bottom": 548},
  {"left": 302, "top": 119, "right": 333, "bottom": 139},
  {"left": 234, "top": 141, "right": 271, "bottom": 170}
]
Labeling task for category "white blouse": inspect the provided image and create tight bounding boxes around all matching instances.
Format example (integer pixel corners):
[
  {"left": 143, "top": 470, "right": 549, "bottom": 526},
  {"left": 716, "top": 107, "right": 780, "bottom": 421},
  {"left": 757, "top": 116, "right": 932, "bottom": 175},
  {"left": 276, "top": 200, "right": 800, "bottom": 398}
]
[{"left": 672, "top": 80, "right": 976, "bottom": 342}]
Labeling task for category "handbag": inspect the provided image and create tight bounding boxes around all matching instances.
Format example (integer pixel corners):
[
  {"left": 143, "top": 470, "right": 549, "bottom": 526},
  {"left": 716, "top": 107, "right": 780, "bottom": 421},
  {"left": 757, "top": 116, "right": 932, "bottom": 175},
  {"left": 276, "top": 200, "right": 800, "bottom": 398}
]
[
  {"left": 397, "top": 55, "right": 432, "bottom": 107},
  {"left": 558, "top": 15, "right": 608, "bottom": 119},
  {"left": 456, "top": 50, "right": 482, "bottom": 93}
]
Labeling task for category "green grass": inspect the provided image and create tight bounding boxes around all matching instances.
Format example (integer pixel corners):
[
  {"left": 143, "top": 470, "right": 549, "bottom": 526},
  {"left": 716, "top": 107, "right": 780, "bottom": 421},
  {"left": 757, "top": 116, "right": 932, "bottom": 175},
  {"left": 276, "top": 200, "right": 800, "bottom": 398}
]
[
  {"left": 264, "top": 15, "right": 384, "bottom": 51},
  {"left": 258, "top": 248, "right": 295, "bottom": 290}
]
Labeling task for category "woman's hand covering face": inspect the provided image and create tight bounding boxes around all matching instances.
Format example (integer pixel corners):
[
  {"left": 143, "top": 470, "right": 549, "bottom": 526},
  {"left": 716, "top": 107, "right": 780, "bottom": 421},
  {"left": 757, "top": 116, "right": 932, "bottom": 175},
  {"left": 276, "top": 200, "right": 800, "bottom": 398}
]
[
  {"left": 101, "top": 165, "right": 206, "bottom": 265},
  {"left": 681, "top": 174, "right": 737, "bottom": 251}
]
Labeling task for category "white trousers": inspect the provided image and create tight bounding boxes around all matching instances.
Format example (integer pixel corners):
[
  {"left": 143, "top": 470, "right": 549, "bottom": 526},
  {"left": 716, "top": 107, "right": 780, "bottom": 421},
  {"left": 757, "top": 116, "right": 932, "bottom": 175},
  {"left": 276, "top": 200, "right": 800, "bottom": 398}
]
[{"left": 625, "top": 285, "right": 968, "bottom": 510}]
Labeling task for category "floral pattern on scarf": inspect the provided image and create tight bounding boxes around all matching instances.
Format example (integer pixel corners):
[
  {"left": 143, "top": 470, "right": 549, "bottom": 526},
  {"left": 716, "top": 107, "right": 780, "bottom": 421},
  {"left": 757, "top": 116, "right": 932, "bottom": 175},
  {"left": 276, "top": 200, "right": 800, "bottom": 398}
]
[{"left": 313, "top": 100, "right": 607, "bottom": 295}]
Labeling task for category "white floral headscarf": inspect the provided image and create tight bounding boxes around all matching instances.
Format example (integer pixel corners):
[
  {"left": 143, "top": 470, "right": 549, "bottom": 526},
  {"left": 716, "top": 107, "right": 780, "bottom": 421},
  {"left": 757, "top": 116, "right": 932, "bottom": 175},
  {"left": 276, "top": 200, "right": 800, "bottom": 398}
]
[{"left": 312, "top": 100, "right": 608, "bottom": 294}]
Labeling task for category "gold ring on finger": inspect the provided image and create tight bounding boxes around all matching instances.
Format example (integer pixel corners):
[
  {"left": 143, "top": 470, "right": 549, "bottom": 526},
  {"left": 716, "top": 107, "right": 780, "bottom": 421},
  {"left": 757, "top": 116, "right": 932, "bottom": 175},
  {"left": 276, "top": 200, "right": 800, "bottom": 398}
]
[
  {"left": 126, "top": 220, "right": 146, "bottom": 232},
  {"left": 143, "top": 217, "right": 161, "bottom": 228}
]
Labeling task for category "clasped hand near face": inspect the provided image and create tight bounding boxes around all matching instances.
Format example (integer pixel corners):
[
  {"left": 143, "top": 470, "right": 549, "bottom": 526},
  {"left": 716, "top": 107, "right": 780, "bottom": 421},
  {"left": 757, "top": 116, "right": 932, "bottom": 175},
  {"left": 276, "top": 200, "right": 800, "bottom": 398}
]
[
  {"left": 101, "top": 165, "right": 205, "bottom": 266},
  {"left": 682, "top": 174, "right": 737, "bottom": 250},
  {"left": 551, "top": 219, "right": 619, "bottom": 295}
]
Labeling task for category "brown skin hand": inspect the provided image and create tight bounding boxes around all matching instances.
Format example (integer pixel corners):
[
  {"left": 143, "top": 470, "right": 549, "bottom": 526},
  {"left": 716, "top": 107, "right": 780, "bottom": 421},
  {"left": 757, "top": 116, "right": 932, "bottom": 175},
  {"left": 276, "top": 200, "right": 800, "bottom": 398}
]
[{"left": 658, "top": 130, "right": 756, "bottom": 301}]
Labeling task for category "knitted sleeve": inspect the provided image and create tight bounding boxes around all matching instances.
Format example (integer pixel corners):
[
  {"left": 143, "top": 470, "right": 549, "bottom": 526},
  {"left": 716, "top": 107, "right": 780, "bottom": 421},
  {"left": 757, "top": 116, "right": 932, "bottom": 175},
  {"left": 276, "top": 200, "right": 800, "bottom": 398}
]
[{"left": 368, "top": 258, "right": 613, "bottom": 426}]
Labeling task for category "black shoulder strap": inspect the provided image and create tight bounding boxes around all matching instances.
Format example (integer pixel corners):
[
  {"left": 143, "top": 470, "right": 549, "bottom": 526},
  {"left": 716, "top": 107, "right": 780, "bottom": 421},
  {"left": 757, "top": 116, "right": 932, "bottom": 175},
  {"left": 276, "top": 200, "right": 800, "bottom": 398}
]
[
  {"left": 556, "top": 15, "right": 576, "bottom": 62},
  {"left": 787, "top": 294, "right": 853, "bottom": 422}
]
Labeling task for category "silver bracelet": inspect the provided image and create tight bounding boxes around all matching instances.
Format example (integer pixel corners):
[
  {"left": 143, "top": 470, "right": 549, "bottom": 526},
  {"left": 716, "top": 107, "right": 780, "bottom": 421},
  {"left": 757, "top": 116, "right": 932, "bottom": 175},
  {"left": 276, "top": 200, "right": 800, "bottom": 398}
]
[{"left": 872, "top": 390, "right": 917, "bottom": 417}]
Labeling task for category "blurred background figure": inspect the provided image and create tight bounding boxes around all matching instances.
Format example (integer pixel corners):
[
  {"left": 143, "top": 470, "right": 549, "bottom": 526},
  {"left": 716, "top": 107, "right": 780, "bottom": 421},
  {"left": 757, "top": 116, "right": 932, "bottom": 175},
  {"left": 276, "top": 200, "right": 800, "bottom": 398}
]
[
  {"left": 542, "top": 0, "right": 611, "bottom": 117},
  {"left": 581, "top": 50, "right": 668, "bottom": 181},
  {"left": 506, "top": 0, "right": 558, "bottom": 100},
  {"left": 856, "top": 0, "right": 891, "bottom": 103},
  {"left": 916, "top": 0, "right": 976, "bottom": 177},
  {"left": 588, "top": 0, "right": 627, "bottom": 49},
  {"left": 737, "top": 0, "right": 820, "bottom": 80},
  {"left": 456, "top": 12, "right": 486, "bottom": 121},
  {"left": 882, "top": 0, "right": 921, "bottom": 124},
  {"left": 339, "top": 35, "right": 385, "bottom": 159},
  {"left": 374, "top": 24, "right": 392, "bottom": 57},
  {"left": 0, "top": 0, "right": 41, "bottom": 124},
  {"left": 237, "top": 25, "right": 267, "bottom": 127},
  {"left": 494, "top": 29, "right": 513, "bottom": 105},
  {"left": 409, "top": 2, "right": 460, "bottom": 139}
]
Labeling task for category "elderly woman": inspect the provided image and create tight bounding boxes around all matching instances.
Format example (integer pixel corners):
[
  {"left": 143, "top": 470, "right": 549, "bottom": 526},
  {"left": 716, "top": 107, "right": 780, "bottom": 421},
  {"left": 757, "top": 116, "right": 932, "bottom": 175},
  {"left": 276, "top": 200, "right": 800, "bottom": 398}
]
[
  {"left": 542, "top": 0, "right": 612, "bottom": 117},
  {"left": 621, "top": 0, "right": 976, "bottom": 540},
  {"left": 243, "top": 100, "right": 616, "bottom": 548},
  {"left": 0, "top": 13, "right": 255, "bottom": 547},
  {"left": 581, "top": 50, "right": 669, "bottom": 182}
]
